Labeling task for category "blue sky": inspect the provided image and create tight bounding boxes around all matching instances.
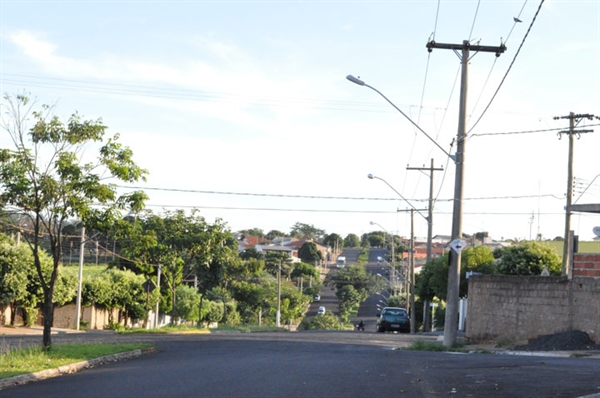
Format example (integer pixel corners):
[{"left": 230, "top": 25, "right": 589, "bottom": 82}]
[{"left": 1, "top": 0, "right": 599, "bottom": 242}]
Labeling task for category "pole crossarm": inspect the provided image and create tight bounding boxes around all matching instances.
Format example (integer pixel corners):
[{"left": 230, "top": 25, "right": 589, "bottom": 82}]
[
  {"left": 426, "top": 40, "right": 507, "bottom": 57},
  {"left": 428, "top": 38, "right": 506, "bottom": 347}
]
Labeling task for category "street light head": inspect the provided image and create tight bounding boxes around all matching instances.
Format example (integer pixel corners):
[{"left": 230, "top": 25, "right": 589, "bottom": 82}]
[
  {"left": 367, "top": 173, "right": 374, "bottom": 179},
  {"left": 346, "top": 75, "right": 365, "bottom": 86},
  {"left": 370, "top": 221, "right": 375, "bottom": 225}
]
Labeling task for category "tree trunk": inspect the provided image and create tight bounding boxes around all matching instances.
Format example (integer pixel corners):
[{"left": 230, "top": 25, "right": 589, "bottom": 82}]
[{"left": 42, "top": 297, "right": 54, "bottom": 350}]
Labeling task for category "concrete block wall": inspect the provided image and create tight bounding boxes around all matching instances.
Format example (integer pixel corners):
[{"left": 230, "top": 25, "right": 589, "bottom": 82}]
[
  {"left": 573, "top": 253, "right": 600, "bottom": 277},
  {"left": 467, "top": 275, "right": 600, "bottom": 343}
]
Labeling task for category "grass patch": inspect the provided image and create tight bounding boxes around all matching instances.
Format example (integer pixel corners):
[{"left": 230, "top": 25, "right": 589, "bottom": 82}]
[
  {"left": 0, "top": 342, "right": 152, "bottom": 379},
  {"left": 404, "top": 340, "right": 467, "bottom": 353},
  {"left": 118, "top": 324, "right": 286, "bottom": 334}
]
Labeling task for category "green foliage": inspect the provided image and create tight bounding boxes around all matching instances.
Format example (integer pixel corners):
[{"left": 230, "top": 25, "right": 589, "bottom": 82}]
[
  {"left": 416, "top": 245, "right": 497, "bottom": 302},
  {"left": 201, "top": 300, "right": 224, "bottom": 324},
  {"left": 323, "top": 233, "right": 343, "bottom": 249},
  {"left": 240, "top": 248, "right": 264, "bottom": 261},
  {"left": 289, "top": 222, "right": 325, "bottom": 240},
  {"left": 300, "top": 312, "right": 343, "bottom": 330},
  {"left": 264, "top": 251, "right": 293, "bottom": 277},
  {"left": 291, "top": 262, "right": 318, "bottom": 280},
  {"left": 266, "top": 230, "right": 286, "bottom": 240},
  {"left": 344, "top": 233, "right": 360, "bottom": 248},
  {"left": 297, "top": 242, "right": 322, "bottom": 264},
  {"left": 494, "top": 241, "right": 561, "bottom": 275},
  {"left": 174, "top": 285, "right": 200, "bottom": 322},
  {"left": 325, "top": 265, "right": 386, "bottom": 321},
  {"left": 0, "top": 94, "right": 148, "bottom": 348},
  {"left": 387, "top": 295, "right": 406, "bottom": 308}
]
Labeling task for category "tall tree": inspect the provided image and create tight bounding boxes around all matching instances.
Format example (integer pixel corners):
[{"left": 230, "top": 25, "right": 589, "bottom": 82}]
[
  {"left": 344, "top": 233, "right": 360, "bottom": 248},
  {"left": 323, "top": 233, "right": 343, "bottom": 250},
  {"left": 298, "top": 242, "right": 322, "bottom": 264},
  {"left": 494, "top": 241, "right": 561, "bottom": 276},
  {"left": 290, "top": 222, "right": 325, "bottom": 240},
  {"left": 0, "top": 94, "right": 148, "bottom": 348}
]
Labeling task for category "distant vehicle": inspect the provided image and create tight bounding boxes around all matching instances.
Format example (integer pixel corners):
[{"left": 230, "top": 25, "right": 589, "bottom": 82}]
[
  {"left": 317, "top": 306, "right": 326, "bottom": 315},
  {"left": 336, "top": 256, "right": 346, "bottom": 268},
  {"left": 314, "top": 294, "right": 321, "bottom": 302},
  {"left": 376, "top": 307, "right": 410, "bottom": 333}
]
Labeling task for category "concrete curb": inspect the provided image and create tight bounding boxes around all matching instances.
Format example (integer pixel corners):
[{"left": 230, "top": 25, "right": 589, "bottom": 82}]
[{"left": 0, "top": 347, "right": 154, "bottom": 391}]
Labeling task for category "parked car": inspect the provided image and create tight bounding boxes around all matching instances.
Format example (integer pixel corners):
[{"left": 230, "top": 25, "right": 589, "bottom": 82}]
[
  {"left": 314, "top": 294, "right": 321, "bottom": 302},
  {"left": 376, "top": 307, "right": 410, "bottom": 333},
  {"left": 317, "top": 306, "right": 326, "bottom": 315}
]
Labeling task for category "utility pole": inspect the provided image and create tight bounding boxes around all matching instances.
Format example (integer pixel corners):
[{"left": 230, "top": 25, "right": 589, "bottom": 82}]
[
  {"left": 409, "top": 209, "right": 416, "bottom": 334},
  {"left": 554, "top": 112, "right": 595, "bottom": 276},
  {"left": 276, "top": 259, "right": 281, "bottom": 327},
  {"left": 426, "top": 39, "right": 506, "bottom": 347},
  {"left": 407, "top": 158, "right": 443, "bottom": 262}
]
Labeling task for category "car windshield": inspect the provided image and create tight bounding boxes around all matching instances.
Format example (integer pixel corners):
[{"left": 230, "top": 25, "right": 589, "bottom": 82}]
[{"left": 382, "top": 309, "right": 406, "bottom": 316}]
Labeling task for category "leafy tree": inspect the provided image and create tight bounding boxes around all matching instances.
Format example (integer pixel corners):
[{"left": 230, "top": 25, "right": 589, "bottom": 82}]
[
  {"left": 323, "top": 233, "right": 343, "bottom": 249},
  {"left": 0, "top": 94, "right": 148, "bottom": 348},
  {"left": 290, "top": 262, "right": 319, "bottom": 293},
  {"left": 298, "top": 242, "right": 322, "bottom": 264},
  {"left": 290, "top": 262, "right": 318, "bottom": 280},
  {"left": 416, "top": 245, "right": 496, "bottom": 302},
  {"left": 300, "top": 312, "right": 343, "bottom": 330},
  {"left": 192, "top": 220, "right": 239, "bottom": 326},
  {"left": 240, "top": 248, "right": 263, "bottom": 261},
  {"left": 325, "top": 265, "right": 386, "bottom": 321},
  {"left": 290, "top": 222, "right": 325, "bottom": 240},
  {"left": 238, "top": 228, "right": 264, "bottom": 238},
  {"left": 266, "top": 230, "right": 286, "bottom": 241},
  {"left": 174, "top": 285, "right": 200, "bottom": 323},
  {"left": 264, "top": 251, "right": 293, "bottom": 278},
  {"left": 232, "top": 275, "right": 274, "bottom": 324},
  {"left": 344, "top": 233, "right": 360, "bottom": 248},
  {"left": 494, "top": 241, "right": 561, "bottom": 276}
]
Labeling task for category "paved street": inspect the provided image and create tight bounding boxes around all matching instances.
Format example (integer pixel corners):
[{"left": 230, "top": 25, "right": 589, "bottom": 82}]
[{"left": 1, "top": 330, "right": 599, "bottom": 397}]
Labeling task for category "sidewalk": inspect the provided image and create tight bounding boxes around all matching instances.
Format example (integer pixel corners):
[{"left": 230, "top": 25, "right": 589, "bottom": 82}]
[{"left": 0, "top": 325, "right": 84, "bottom": 336}]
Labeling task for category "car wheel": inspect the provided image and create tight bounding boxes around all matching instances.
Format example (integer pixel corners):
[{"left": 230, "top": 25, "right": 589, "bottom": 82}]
[{"left": 376, "top": 326, "right": 384, "bottom": 333}]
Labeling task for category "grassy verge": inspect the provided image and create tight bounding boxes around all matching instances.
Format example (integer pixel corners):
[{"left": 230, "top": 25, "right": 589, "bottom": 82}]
[
  {"left": 118, "top": 324, "right": 286, "bottom": 334},
  {"left": 404, "top": 340, "right": 467, "bottom": 353},
  {"left": 0, "top": 342, "right": 152, "bottom": 379}
]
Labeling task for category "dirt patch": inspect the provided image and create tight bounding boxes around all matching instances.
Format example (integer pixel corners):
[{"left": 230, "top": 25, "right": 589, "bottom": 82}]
[{"left": 516, "top": 331, "right": 600, "bottom": 351}]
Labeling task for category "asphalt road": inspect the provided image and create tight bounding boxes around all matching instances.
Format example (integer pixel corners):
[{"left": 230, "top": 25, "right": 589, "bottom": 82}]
[{"left": 1, "top": 331, "right": 599, "bottom": 398}]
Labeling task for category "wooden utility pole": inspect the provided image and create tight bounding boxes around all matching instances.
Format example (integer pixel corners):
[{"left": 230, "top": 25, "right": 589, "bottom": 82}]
[
  {"left": 426, "top": 39, "right": 506, "bottom": 347},
  {"left": 407, "top": 158, "right": 443, "bottom": 262},
  {"left": 554, "top": 113, "right": 594, "bottom": 276}
]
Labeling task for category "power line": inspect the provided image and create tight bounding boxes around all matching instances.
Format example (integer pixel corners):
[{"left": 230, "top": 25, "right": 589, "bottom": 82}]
[
  {"left": 466, "top": 0, "right": 546, "bottom": 136},
  {"left": 117, "top": 185, "right": 566, "bottom": 202}
]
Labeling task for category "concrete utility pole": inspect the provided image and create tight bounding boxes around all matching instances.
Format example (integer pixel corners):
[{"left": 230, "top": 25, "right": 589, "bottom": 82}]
[
  {"left": 409, "top": 209, "right": 416, "bottom": 334},
  {"left": 426, "top": 39, "right": 506, "bottom": 347},
  {"left": 554, "top": 112, "right": 595, "bottom": 276},
  {"left": 407, "top": 158, "right": 443, "bottom": 262}
]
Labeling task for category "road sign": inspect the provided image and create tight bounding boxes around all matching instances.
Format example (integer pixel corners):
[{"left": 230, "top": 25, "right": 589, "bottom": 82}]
[
  {"left": 593, "top": 226, "right": 600, "bottom": 238},
  {"left": 450, "top": 239, "right": 467, "bottom": 254}
]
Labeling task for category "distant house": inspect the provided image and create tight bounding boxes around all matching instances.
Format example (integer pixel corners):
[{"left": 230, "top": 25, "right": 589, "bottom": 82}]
[
  {"left": 236, "top": 234, "right": 261, "bottom": 251},
  {"left": 254, "top": 244, "right": 295, "bottom": 260},
  {"left": 285, "top": 238, "right": 330, "bottom": 264}
]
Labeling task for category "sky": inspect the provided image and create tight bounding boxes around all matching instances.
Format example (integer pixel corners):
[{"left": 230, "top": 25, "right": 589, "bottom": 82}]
[{"left": 1, "top": 0, "right": 599, "bottom": 242}]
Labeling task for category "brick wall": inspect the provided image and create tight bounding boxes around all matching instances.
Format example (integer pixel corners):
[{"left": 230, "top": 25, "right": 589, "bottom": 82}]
[
  {"left": 467, "top": 275, "right": 600, "bottom": 343},
  {"left": 573, "top": 253, "right": 600, "bottom": 277}
]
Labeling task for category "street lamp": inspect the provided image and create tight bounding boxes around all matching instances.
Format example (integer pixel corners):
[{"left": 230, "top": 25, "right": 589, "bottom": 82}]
[
  {"left": 351, "top": 75, "right": 464, "bottom": 346},
  {"left": 347, "top": 75, "right": 455, "bottom": 162}
]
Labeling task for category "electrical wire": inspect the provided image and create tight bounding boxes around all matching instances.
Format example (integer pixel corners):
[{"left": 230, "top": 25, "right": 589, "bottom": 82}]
[
  {"left": 468, "top": 0, "right": 482, "bottom": 41},
  {"left": 466, "top": 0, "right": 546, "bottom": 136}
]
